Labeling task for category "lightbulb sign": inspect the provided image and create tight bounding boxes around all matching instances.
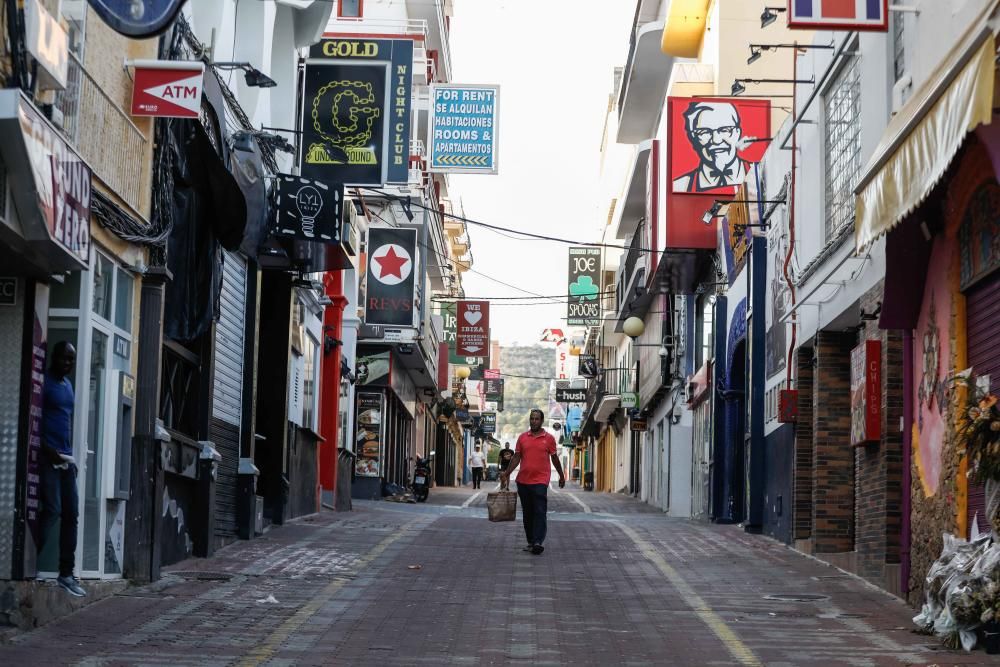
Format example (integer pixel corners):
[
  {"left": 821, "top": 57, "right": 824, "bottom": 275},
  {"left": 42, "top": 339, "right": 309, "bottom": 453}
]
[{"left": 273, "top": 174, "right": 344, "bottom": 243}]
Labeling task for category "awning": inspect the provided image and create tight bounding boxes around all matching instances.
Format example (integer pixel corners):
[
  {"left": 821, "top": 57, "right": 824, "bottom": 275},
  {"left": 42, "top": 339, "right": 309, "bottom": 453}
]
[{"left": 854, "top": 3, "right": 999, "bottom": 252}]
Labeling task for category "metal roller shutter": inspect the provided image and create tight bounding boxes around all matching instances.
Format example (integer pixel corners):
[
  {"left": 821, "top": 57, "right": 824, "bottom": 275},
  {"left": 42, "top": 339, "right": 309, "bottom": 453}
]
[
  {"left": 965, "top": 273, "right": 1000, "bottom": 536},
  {"left": 210, "top": 418, "right": 240, "bottom": 541},
  {"left": 214, "top": 251, "right": 246, "bottom": 427}
]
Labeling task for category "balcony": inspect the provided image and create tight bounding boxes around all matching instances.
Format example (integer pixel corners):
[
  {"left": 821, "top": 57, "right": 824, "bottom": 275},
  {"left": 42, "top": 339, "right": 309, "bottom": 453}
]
[
  {"left": 54, "top": 53, "right": 150, "bottom": 216},
  {"left": 616, "top": 18, "right": 672, "bottom": 144},
  {"left": 326, "top": 16, "right": 429, "bottom": 40},
  {"left": 615, "top": 221, "right": 649, "bottom": 324},
  {"left": 406, "top": 0, "right": 452, "bottom": 83},
  {"left": 613, "top": 138, "right": 653, "bottom": 240}
]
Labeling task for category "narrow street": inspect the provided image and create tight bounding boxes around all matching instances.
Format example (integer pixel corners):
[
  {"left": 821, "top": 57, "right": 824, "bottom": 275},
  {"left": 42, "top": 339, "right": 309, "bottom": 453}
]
[{"left": 1, "top": 488, "right": 985, "bottom": 667}]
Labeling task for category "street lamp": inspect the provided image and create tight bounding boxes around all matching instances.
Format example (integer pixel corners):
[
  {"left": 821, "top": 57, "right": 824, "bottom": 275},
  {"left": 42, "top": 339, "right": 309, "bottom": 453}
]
[
  {"left": 731, "top": 77, "right": 815, "bottom": 96},
  {"left": 212, "top": 61, "right": 278, "bottom": 88},
  {"left": 747, "top": 43, "right": 835, "bottom": 65},
  {"left": 623, "top": 316, "right": 645, "bottom": 340},
  {"left": 455, "top": 366, "right": 471, "bottom": 380},
  {"left": 760, "top": 6, "right": 786, "bottom": 28}
]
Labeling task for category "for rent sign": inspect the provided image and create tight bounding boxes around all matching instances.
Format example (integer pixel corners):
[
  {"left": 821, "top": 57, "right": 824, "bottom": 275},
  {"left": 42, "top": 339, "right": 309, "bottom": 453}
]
[{"left": 429, "top": 84, "right": 499, "bottom": 174}]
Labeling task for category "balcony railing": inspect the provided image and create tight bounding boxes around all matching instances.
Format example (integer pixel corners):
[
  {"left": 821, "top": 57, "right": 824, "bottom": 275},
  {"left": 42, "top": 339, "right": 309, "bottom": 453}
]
[
  {"left": 616, "top": 220, "right": 646, "bottom": 313},
  {"left": 54, "top": 52, "right": 150, "bottom": 214}
]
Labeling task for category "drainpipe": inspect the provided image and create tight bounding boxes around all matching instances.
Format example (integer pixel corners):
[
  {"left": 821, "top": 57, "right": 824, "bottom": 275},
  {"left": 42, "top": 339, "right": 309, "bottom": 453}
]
[{"left": 901, "top": 330, "right": 913, "bottom": 599}]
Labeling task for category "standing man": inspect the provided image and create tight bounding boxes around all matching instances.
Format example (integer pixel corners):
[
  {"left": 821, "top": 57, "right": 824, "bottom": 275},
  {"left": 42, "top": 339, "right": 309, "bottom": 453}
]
[
  {"left": 468, "top": 443, "right": 486, "bottom": 490},
  {"left": 501, "top": 409, "right": 565, "bottom": 555},
  {"left": 498, "top": 442, "right": 514, "bottom": 473},
  {"left": 38, "top": 341, "right": 85, "bottom": 597}
]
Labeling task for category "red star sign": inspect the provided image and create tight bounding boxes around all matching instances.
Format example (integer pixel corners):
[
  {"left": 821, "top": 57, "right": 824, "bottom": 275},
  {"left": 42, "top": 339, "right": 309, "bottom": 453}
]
[{"left": 373, "top": 246, "right": 409, "bottom": 279}]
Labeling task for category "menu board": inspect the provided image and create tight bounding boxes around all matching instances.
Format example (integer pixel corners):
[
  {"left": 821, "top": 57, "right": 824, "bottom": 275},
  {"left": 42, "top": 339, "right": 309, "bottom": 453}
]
[{"left": 355, "top": 392, "right": 383, "bottom": 477}]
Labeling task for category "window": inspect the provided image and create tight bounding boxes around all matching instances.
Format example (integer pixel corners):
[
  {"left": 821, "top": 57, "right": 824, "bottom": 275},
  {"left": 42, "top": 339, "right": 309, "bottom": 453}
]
[
  {"left": 114, "top": 267, "right": 134, "bottom": 333},
  {"left": 823, "top": 56, "right": 862, "bottom": 240},
  {"left": 92, "top": 253, "right": 113, "bottom": 320},
  {"left": 695, "top": 294, "right": 714, "bottom": 369},
  {"left": 302, "top": 334, "right": 319, "bottom": 431},
  {"left": 61, "top": 0, "right": 86, "bottom": 58},
  {"left": 338, "top": 0, "right": 363, "bottom": 18}
]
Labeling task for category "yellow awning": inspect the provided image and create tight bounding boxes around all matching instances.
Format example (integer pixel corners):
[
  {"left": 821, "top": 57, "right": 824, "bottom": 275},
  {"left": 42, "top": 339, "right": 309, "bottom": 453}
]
[
  {"left": 661, "top": 0, "right": 711, "bottom": 58},
  {"left": 854, "top": 7, "right": 998, "bottom": 253}
]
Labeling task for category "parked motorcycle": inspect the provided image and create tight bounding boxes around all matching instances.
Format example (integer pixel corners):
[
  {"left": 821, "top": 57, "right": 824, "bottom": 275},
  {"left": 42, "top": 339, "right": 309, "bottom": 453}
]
[{"left": 412, "top": 453, "right": 434, "bottom": 502}]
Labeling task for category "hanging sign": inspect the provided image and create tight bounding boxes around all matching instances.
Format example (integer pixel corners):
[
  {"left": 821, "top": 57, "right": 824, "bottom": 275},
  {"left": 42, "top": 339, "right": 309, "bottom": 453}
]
[
  {"left": 788, "top": 0, "right": 889, "bottom": 32},
  {"left": 456, "top": 300, "right": 489, "bottom": 357},
  {"left": 365, "top": 226, "right": 417, "bottom": 327},
  {"left": 435, "top": 301, "right": 481, "bottom": 365},
  {"left": 303, "top": 38, "right": 413, "bottom": 185},
  {"left": 567, "top": 247, "right": 602, "bottom": 326},
  {"left": 130, "top": 60, "right": 205, "bottom": 118},
  {"left": 479, "top": 412, "right": 497, "bottom": 434},
  {"left": 555, "top": 388, "right": 587, "bottom": 403},
  {"left": 579, "top": 354, "right": 598, "bottom": 378},
  {"left": 273, "top": 174, "right": 343, "bottom": 242},
  {"left": 428, "top": 84, "right": 500, "bottom": 174},
  {"left": 484, "top": 378, "right": 504, "bottom": 400},
  {"left": 621, "top": 392, "right": 639, "bottom": 409},
  {"left": 87, "top": 0, "right": 186, "bottom": 38},
  {"left": 850, "top": 340, "right": 882, "bottom": 445},
  {"left": 630, "top": 418, "right": 648, "bottom": 432}
]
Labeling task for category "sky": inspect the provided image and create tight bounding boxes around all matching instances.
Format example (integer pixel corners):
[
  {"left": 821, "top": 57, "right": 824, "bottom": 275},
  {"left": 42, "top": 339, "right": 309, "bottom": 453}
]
[{"left": 447, "top": 0, "right": 637, "bottom": 346}]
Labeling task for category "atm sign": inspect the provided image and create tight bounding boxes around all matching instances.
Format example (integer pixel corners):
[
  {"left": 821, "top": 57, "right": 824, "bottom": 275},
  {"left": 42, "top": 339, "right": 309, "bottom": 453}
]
[{"left": 130, "top": 61, "right": 205, "bottom": 119}]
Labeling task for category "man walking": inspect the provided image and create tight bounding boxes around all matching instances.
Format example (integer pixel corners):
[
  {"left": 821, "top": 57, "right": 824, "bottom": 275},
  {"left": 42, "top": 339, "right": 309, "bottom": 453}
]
[
  {"left": 498, "top": 442, "right": 514, "bottom": 473},
  {"left": 38, "top": 341, "right": 85, "bottom": 597},
  {"left": 500, "top": 409, "right": 565, "bottom": 555},
  {"left": 468, "top": 443, "right": 486, "bottom": 489}
]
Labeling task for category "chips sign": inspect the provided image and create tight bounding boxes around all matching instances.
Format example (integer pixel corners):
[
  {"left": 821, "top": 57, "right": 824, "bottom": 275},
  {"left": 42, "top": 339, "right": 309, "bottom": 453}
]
[
  {"left": 567, "top": 247, "right": 602, "bottom": 326},
  {"left": 555, "top": 388, "right": 587, "bottom": 403},
  {"left": 456, "top": 300, "right": 489, "bottom": 357},
  {"left": 429, "top": 84, "right": 499, "bottom": 174}
]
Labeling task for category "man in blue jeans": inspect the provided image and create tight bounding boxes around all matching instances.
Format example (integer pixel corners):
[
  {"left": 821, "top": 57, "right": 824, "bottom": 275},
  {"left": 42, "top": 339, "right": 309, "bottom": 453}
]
[
  {"left": 38, "top": 341, "right": 85, "bottom": 597},
  {"left": 500, "top": 409, "right": 565, "bottom": 555}
]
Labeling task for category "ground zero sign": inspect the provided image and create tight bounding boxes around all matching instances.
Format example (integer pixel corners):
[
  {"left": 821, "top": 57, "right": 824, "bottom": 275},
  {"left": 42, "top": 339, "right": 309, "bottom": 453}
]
[{"left": 428, "top": 84, "right": 499, "bottom": 174}]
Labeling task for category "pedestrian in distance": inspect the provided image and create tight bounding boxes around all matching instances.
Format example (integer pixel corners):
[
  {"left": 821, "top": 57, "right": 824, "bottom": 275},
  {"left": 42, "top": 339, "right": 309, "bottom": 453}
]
[
  {"left": 469, "top": 443, "right": 486, "bottom": 489},
  {"left": 38, "top": 341, "right": 86, "bottom": 597},
  {"left": 500, "top": 409, "right": 565, "bottom": 555},
  {"left": 498, "top": 441, "right": 514, "bottom": 473}
]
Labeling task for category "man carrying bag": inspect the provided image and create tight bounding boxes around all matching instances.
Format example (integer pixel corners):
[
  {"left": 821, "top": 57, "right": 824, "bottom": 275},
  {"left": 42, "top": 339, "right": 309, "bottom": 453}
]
[{"left": 500, "top": 409, "right": 565, "bottom": 555}]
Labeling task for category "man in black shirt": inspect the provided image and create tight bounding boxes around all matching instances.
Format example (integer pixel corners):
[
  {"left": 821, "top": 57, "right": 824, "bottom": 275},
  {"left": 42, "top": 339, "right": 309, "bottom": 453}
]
[{"left": 498, "top": 442, "right": 514, "bottom": 473}]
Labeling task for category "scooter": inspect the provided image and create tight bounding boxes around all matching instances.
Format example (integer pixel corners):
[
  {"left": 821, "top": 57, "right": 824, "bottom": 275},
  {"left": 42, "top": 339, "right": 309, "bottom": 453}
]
[{"left": 412, "top": 452, "right": 434, "bottom": 502}]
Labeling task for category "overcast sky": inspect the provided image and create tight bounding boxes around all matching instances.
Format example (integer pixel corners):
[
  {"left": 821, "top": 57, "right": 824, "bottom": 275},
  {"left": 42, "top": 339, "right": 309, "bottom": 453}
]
[{"left": 448, "top": 0, "right": 636, "bottom": 346}]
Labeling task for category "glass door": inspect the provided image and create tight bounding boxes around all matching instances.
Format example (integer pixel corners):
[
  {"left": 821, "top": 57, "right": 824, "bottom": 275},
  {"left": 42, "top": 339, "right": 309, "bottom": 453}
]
[{"left": 81, "top": 327, "right": 108, "bottom": 575}]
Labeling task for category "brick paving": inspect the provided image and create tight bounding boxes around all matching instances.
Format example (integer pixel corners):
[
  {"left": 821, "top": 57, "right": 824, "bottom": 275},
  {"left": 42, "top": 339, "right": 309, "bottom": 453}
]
[{"left": 1, "top": 489, "right": 996, "bottom": 666}]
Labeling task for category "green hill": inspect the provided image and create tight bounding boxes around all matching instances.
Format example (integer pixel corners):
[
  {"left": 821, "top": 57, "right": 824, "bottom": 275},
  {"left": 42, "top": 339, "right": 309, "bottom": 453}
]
[{"left": 495, "top": 345, "right": 554, "bottom": 442}]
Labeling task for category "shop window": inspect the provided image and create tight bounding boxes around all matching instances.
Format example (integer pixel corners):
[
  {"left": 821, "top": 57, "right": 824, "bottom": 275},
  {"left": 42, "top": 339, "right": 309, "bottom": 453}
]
[
  {"left": 302, "top": 333, "right": 319, "bottom": 431},
  {"left": 114, "top": 267, "right": 133, "bottom": 333},
  {"left": 92, "top": 253, "right": 113, "bottom": 320},
  {"left": 338, "top": 0, "right": 363, "bottom": 18},
  {"left": 50, "top": 271, "right": 82, "bottom": 309},
  {"left": 823, "top": 55, "right": 862, "bottom": 241}
]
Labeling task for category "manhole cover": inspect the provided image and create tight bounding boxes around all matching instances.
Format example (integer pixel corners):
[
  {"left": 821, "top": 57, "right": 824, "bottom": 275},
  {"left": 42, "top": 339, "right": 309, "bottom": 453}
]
[
  {"left": 763, "top": 593, "right": 829, "bottom": 602},
  {"left": 170, "top": 570, "right": 233, "bottom": 581}
]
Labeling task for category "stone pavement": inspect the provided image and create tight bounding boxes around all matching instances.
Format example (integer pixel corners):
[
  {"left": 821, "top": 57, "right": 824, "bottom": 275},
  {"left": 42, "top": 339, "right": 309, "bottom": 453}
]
[{"left": 1, "top": 485, "right": 996, "bottom": 666}]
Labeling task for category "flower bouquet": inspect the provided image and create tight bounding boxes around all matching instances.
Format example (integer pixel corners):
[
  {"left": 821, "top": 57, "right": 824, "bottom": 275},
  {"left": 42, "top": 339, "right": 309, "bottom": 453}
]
[{"left": 953, "top": 371, "right": 1000, "bottom": 485}]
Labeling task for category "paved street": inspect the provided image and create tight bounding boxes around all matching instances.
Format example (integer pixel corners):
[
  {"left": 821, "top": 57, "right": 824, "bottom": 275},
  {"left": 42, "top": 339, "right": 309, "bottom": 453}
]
[{"left": 1, "top": 485, "right": 993, "bottom": 666}]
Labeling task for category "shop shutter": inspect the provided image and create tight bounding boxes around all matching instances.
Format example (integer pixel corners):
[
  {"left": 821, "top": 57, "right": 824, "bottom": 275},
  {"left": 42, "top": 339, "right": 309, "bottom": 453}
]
[
  {"left": 965, "top": 273, "right": 1000, "bottom": 535},
  {"left": 213, "top": 251, "right": 247, "bottom": 427},
  {"left": 210, "top": 418, "right": 239, "bottom": 541}
]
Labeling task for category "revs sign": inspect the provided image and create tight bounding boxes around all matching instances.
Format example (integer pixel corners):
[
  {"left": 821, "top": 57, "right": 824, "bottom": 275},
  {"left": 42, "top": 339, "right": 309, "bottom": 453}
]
[
  {"left": 365, "top": 226, "right": 417, "bottom": 327},
  {"left": 456, "top": 300, "right": 489, "bottom": 357},
  {"left": 130, "top": 60, "right": 205, "bottom": 119}
]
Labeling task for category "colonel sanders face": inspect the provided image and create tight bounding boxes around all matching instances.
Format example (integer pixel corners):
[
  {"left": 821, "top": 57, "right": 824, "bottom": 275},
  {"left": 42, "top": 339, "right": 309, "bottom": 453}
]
[{"left": 687, "top": 102, "right": 742, "bottom": 174}]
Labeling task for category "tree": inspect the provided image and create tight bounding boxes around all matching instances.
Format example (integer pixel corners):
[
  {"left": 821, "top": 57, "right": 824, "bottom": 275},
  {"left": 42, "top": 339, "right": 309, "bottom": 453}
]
[{"left": 496, "top": 345, "right": 555, "bottom": 437}]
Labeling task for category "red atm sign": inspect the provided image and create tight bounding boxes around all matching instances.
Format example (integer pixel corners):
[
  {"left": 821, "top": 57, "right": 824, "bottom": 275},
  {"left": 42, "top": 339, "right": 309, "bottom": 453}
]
[{"left": 130, "top": 60, "right": 205, "bottom": 119}]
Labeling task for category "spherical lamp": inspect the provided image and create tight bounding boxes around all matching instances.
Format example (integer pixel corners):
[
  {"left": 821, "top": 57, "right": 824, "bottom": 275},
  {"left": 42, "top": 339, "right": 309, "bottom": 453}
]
[
  {"left": 623, "top": 316, "right": 645, "bottom": 340},
  {"left": 455, "top": 365, "right": 471, "bottom": 380}
]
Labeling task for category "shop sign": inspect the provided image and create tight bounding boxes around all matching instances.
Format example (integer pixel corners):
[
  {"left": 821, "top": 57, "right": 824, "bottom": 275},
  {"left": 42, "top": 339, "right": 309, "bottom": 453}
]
[
  {"left": 87, "top": 0, "right": 186, "bottom": 38},
  {"left": 0, "top": 277, "right": 16, "bottom": 305},
  {"left": 365, "top": 226, "right": 417, "bottom": 327},
  {"left": 484, "top": 368, "right": 501, "bottom": 380},
  {"left": 13, "top": 92, "right": 92, "bottom": 266},
  {"left": 304, "top": 38, "right": 413, "bottom": 185},
  {"left": 456, "top": 300, "right": 489, "bottom": 357},
  {"left": 630, "top": 418, "right": 648, "bottom": 432},
  {"left": 567, "top": 247, "right": 602, "bottom": 326},
  {"left": 130, "top": 60, "right": 205, "bottom": 118},
  {"left": 484, "top": 378, "right": 503, "bottom": 400},
  {"left": 851, "top": 339, "right": 882, "bottom": 445},
  {"left": 479, "top": 412, "right": 497, "bottom": 434},
  {"left": 778, "top": 389, "right": 799, "bottom": 423},
  {"left": 428, "top": 84, "right": 499, "bottom": 174},
  {"left": 621, "top": 392, "right": 639, "bottom": 409},
  {"left": 579, "top": 354, "right": 598, "bottom": 378},
  {"left": 24, "top": 283, "right": 48, "bottom": 568},
  {"left": 273, "top": 175, "right": 343, "bottom": 243},
  {"left": 355, "top": 392, "right": 383, "bottom": 477},
  {"left": 113, "top": 334, "right": 131, "bottom": 359},
  {"left": 434, "top": 301, "right": 481, "bottom": 365},
  {"left": 555, "top": 388, "right": 587, "bottom": 403},
  {"left": 25, "top": 0, "right": 68, "bottom": 89},
  {"left": 788, "top": 0, "right": 889, "bottom": 32},
  {"left": 356, "top": 350, "right": 390, "bottom": 386}
]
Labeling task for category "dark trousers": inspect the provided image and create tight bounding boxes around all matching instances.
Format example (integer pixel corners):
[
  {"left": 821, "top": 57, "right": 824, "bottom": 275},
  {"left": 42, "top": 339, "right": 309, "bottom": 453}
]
[
  {"left": 39, "top": 463, "right": 79, "bottom": 577},
  {"left": 516, "top": 483, "right": 548, "bottom": 546},
  {"left": 471, "top": 467, "right": 483, "bottom": 489}
]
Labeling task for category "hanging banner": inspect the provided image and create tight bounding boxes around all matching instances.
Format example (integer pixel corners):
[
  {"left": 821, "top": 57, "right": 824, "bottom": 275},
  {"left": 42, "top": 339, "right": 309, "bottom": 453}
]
[
  {"left": 273, "top": 174, "right": 343, "bottom": 242},
  {"left": 567, "top": 247, "right": 602, "bottom": 326},
  {"left": 456, "top": 300, "right": 489, "bottom": 357},
  {"left": 850, "top": 340, "right": 882, "bottom": 445},
  {"left": 130, "top": 60, "right": 205, "bottom": 118},
  {"left": 788, "top": 0, "right": 889, "bottom": 32},
  {"left": 435, "top": 301, "right": 481, "bottom": 365},
  {"left": 579, "top": 354, "right": 598, "bottom": 378},
  {"left": 365, "top": 227, "right": 417, "bottom": 327},
  {"left": 484, "top": 378, "right": 504, "bottom": 401},
  {"left": 303, "top": 38, "right": 413, "bottom": 185},
  {"left": 355, "top": 392, "right": 384, "bottom": 477},
  {"left": 428, "top": 84, "right": 500, "bottom": 174}
]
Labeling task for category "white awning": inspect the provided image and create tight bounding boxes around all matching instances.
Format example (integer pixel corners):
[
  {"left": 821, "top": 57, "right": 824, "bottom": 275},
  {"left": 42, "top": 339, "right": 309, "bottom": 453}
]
[{"left": 854, "top": 3, "right": 999, "bottom": 252}]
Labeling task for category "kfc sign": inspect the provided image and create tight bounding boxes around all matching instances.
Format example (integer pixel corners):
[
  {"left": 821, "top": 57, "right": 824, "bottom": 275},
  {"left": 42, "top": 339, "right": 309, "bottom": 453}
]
[
  {"left": 130, "top": 60, "right": 205, "bottom": 119},
  {"left": 669, "top": 98, "right": 770, "bottom": 195}
]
